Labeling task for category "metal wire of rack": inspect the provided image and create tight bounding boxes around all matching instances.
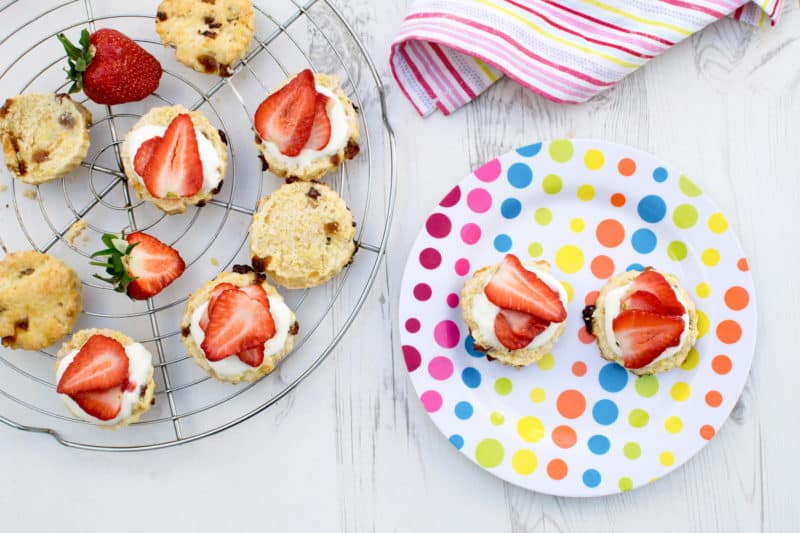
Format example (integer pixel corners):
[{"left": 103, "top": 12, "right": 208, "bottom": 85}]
[{"left": 0, "top": 0, "right": 396, "bottom": 450}]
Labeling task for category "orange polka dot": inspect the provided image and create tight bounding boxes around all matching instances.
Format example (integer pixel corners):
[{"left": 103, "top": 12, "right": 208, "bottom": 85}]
[
  {"left": 737, "top": 258, "right": 749, "bottom": 272},
  {"left": 610, "top": 193, "right": 626, "bottom": 207},
  {"left": 556, "top": 389, "right": 586, "bottom": 419},
  {"left": 547, "top": 459, "right": 568, "bottom": 480},
  {"left": 717, "top": 320, "right": 742, "bottom": 344},
  {"left": 578, "top": 327, "right": 595, "bottom": 344},
  {"left": 584, "top": 291, "right": 599, "bottom": 305},
  {"left": 705, "top": 390, "right": 723, "bottom": 407},
  {"left": 712, "top": 355, "right": 732, "bottom": 375},
  {"left": 700, "top": 425, "right": 715, "bottom": 440},
  {"left": 572, "top": 361, "right": 587, "bottom": 377},
  {"left": 724, "top": 286, "right": 749, "bottom": 311},
  {"left": 618, "top": 158, "right": 636, "bottom": 176},
  {"left": 552, "top": 425, "right": 577, "bottom": 449},
  {"left": 596, "top": 219, "right": 625, "bottom": 248},
  {"left": 590, "top": 255, "right": 615, "bottom": 279}
]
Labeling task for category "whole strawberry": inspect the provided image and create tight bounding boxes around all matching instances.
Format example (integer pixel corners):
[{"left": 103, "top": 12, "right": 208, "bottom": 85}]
[{"left": 58, "top": 28, "right": 162, "bottom": 105}]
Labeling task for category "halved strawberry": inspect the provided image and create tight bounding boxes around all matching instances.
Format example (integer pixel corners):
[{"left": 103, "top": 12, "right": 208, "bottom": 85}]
[
  {"left": 57, "top": 335, "right": 128, "bottom": 395},
  {"left": 142, "top": 114, "right": 203, "bottom": 198},
  {"left": 254, "top": 69, "right": 316, "bottom": 156},
  {"left": 484, "top": 255, "right": 567, "bottom": 323},
  {"left": 306, "top": 93, "right": 331, "bottom": 151},
  {"left": 237, "top": 344, "right": 265, "bottom": 367},
  {"left": 125, "top": 232, "right": 186, "bottom": 300},
  {"left": 612, "top": 310, "right": 684, "bottom": 369},
  {"left": 494, "top": 309, "right": 549, "bottom": 350},
  {"left": 201, "top": 289, "right": 272, "bottom": 361},
  {"left": 71, "top": 387, "right": 122, "bottom": 421},
  {"left": 133, "top": 136, "right": 161, "bottom": 176},
  {"left": 622, "top": 270, "right": 684, "bottom": 316}
]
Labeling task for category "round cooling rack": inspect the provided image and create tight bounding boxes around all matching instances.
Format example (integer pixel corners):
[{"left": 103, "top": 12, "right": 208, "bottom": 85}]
[{"left": 0, "top": 0, "right": 396, "bottom": 450}]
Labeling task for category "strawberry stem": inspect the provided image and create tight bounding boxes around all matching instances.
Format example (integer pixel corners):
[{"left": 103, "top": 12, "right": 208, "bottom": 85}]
[{"left": 57, "top": 29, "right": 93, "bottom": 94}]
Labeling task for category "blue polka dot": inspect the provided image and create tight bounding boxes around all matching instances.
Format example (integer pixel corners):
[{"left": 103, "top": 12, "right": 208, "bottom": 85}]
[
  {"left": 462, "top": 367, "right": 482, "bottom": 388},
  {"left": 455, "top": 401, "right": 473, "bottom": 420},
  {"left": 449, "top": 434, "right": 464, "bottom": 449},
  {"left": 626, "top": 263, "right": 644, "bottom": 272},
  {"left": 507, "top": 163, "right": 533, "bottom": 189},
  {"left": 516, "top": 143, "right": 542, "bottom": 157},
  {"left": 637, "top": 195, "right": 667, "bottom": 223},
  {"left": 588, "top": 435, "right": 610, "bottom": 455},
  {"left": 653, "top": 167, "right": 668, "bottom": 182},
  {"left": 631, "top": 228, "right": 657, "bottom": 254},
  {"left": 582, "top": 469, "right": 602, "bottom": 488},
  {"left": 592, "top": 399, "right": 618, "bottom": 425},
  {"left": 465, "top": 335, "right": 484, "bottom": 358},
  {"left": 598, "top": 363, "right": 628, "bottom": 393},
  {"left": 501, "top": 198, "right": 522, "bottom": 219},
  {"left": 494, "top": 234, "right": 512, "bottom": 252}
]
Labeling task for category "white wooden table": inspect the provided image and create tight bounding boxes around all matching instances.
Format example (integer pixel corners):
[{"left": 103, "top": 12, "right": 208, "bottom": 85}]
[{"left": 1, "top": 1, "right": 799, "bottom": 531}]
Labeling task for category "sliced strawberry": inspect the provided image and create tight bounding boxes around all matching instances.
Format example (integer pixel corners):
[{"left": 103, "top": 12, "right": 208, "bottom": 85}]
[
  {"left": 623, "top": 270, "right": 685, "bottom": 316},
  {"left": 237, "top": 344, "right": 265, "bottom": 367},
  {"left": 70, "top": 387, "right": 122, "bottom": 421},
  {"left": 623, "top": 290, "right": 670, "bottom": 315},
  {"left": 133, "top": 136, "right": 162, "bottom": 176},
  {"left": 240, "top": 284, "right": 270, "bottom": 310},
  {"left": 306, "top": 93, "right": 331, "bottom": 151},
  {"left": 125, "top": 232, "right": 185, "bottom": 300},
  {"left": 254, "top": 69, "right": 316, "bottom": 156},
  {"left": 142, "top": 114, "right": 203, "bottom": 198},
  {"left": 199, "top": 283, "right": 239, "bottom": 331},
  {"left": 201, "top": 289, "right": 272, "bottom": 361},
  {"left": 494, "top": 309, "right": 549, "bottom": 350},
  {"left": 57, "top": 335, "right": 128, "bottom": 395},
  {"left": 484, "top": 254, "right": 567, "bottom": 323},
  {"left": 612, "top": 310, "right": 684, "bottom": 369}
]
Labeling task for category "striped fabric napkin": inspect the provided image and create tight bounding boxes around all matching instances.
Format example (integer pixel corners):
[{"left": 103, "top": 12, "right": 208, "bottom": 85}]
[{"left": 390, "top": 0, "right": 785, "bottom": 116}]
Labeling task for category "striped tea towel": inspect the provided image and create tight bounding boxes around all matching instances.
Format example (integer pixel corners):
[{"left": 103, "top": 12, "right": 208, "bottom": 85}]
[{"left": 390, "top": 0, "right": 785, "bottom": 116}]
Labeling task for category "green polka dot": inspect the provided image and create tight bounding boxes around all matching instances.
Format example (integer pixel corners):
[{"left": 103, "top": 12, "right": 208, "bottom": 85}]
[
  {"left": 549, "top": 139, "right": 574, "bottom": 163},
  {"left": 535, "top": 208, "right": 553, "bottom": 225},
  {"left": 490, "top": 411, "right": 505, "bottom": 426},
  {"left": 635, "top": 375, "right": 659, "bottom": 398},
  {"left": 542, "top": 174, "right": 563, "bottom": 195},
  {"left": 494, "top": 378, "right": 512, "bottom": 396},
  {"left": 673, "top": 204, "right": 698, "bottom": 229},
  {"left": 681, "top": 348, "right": 700, "bottom": 370},
  {"left": 618, "top": 477, "right": 633, "bottom": 492},
  {"left": 624, "top": 442, "right": 641, "bottom": 460},
  {"left": 528, "top": 242, "right": 543, "bottom": 257},
  {"left": 475, "top": 438, "right": 505, "bottom": 468},
  {"left": 628, "top": 409, "right": 649, "bottom": 428},
  {"left": 667, "top": 241, "right": 688, "bottom": 261},
  {"left": 679, "top": 175, "right": 702, "bottom": 197}
]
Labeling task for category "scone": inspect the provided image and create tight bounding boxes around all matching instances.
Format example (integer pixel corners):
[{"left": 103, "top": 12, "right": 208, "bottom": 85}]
[
  {"left": 585, "top": 268, "right": 699, "bottom": 375},
  {"left": 55, "top": 328, "right": 156, "bottom": 429},
  {"left": 0, "top": 251, "right": 82, "bottom": 350},
  {"left": 254, "top": 69, "right": 360, "bottom": 181},
  {"left": 248, "top": 180, "right": 356, "bottom": 289},
  {"left": 155, "top": 0, "right": 254, "bottom": 77},
  {"left": 0, "top": 93, "right": 91, "bottom": 184},
  {"left": 121, "top": 105, "right": 227, "bottom": 215},
  {"left": 461, "top": 254, "right": 568, "bottom": 367},
  {"left": 180, "top": 266, "right": 299, "bottom": 384}
]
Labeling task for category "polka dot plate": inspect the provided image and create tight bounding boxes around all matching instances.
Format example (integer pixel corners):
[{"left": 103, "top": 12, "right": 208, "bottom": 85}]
[{"left": 398, "top": 140, "right": 757, "bottom": 497}]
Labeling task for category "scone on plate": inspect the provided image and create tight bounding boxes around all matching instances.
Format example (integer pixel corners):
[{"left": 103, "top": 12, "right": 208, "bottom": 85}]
[
  {"left": 249, "top": 180, "right": 356, "bottom": 289},
  {"left": 0, "top": 251, "right": 82, "bottom": 350},
  {"left": 585, "top": 268, "right": 699, "bottom": 375},
  {"left": 0, "top": 93, "right": 91, "bottom": 184},
  {"left": 461, "top": 254, "right": 568, "bottom": 367},
  {"left": 254, "top": 69, "right": 360, "bottom": 181},
  {"left": 121, "top": 105, "right": 227, "bottom": 215},
  {"left": 155, "top": 0, "right": 254, "bottom": 77},
  {"left": 181, "top": 266, "right": 299, "bottom": 384},
  {"left": 55, "top": 328, "right": 156, "bottom": 429}
]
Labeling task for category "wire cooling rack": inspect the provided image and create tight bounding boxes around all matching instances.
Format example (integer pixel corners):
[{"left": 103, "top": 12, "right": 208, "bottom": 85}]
[{"left": 0, "top": 0, "right": 396, "bottom": 450}]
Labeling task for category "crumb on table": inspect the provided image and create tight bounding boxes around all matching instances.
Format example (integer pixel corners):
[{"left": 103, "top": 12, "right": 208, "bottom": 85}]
[
  {"left": 210, "top": 256, "right": 219, "bottom": 266},
  {"left": 22, "top": 189, "right": 37, "bottom": 200},
  {"left": 65, "top": 219, "right": 88, "bottom": 245}
]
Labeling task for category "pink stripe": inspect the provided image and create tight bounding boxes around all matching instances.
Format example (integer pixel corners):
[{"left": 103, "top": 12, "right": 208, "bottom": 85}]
[
  {"left": 407, "top": 41, "right": 464, "bottom": 111},
  {"left": 656, "top": 0, "right": 726, "bottom": 18},
  {"left": 397, "top": 45, "right": 448, "bottom": 114},
  {"left": 430, "top": 42, "right": 477, "bottom": 99},
  {"left": 389, "top": 47, "right": 428, "bottom": 116}
]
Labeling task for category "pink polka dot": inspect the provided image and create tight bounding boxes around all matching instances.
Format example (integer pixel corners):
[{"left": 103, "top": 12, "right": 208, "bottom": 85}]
[
  {"left": 405, "top": 318, "right": 420, "bottom": 333},
  {"left": 420, "top": 390, "right": 442, "bottom": 412},
  {"left": 460, "top": 223, "right": 481, "bottom": 245},
  {"left": 467, "top": 188, "right": 492, "bottom": 213},
  {"left": 428, "top": 356, "right": 454, "bottom": 380},
  {"left": 419, "top": 248, "right": 441, "bottom": 269},
  {"left": 402, "top": 345, "right": 421, "bottom": 372},
  {"left": 474, "top": 159, "right": 501, "bottom": 182},
  {"left": 425, "top": 213, "right": 452, "bottom": 238},
  {"left": 455, "top": 258, "right": 470, "bottom": 276},
  {"left": 434, "top": 320, "right": 460, "bottom": 348},
  {"left": 446, "top": 293, "right": 459, "bottom": 308},
  {"left": 439, "top": 185, "right": 461, "bottom": 207},
  {"left": 413, "top": 283, "right": 431, "bottom": 301}
]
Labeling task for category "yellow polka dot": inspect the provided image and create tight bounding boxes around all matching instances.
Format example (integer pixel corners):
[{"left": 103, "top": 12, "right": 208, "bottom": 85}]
[
  {"left": 577, "top": 184, "right": 595, "bottom": 201},
  {"left": 659, "top": 451, "right": 675, "bottom": 467},
  {"left": 696, "top": 310, "right": 710, "bottom": 339},
  {"left": 529, "top": 387, "right": 545, "bottom": 403},
  {"left": 569, "top": 217, "right": 585, "bottom": 232},
  {"left": 664, "top": 416, "right": 683, "bottom": 434},
  {"left": 490, "top": 411, "right": 505, "bottom": 426},
  {"left": 680, "top": 348, "right": 699, "bottom": 371},
  {"left": 695, "top": 282, "right": 711, "bottom": 298},
  {"left": 555, "top": 245, "right": 584, "bottom": 274},
  {"left": 511, "top": 449, "right": 538, "bottom": 475},
  {"left": 560, "top": 280, "right": 574, "bottom": 303},
  {"left": 670, "top": 382, "right": 691, "bottom": 402},
  {"left": 648, "top": 477, "right": 659, "bottom": 484},
  {"left": 584, "top": 149, "right": 605, "bottom": 170},
  {"left": 537, "top": 353, "right": 555, "bottom": 371},
  {"left": 517, "top": 416, "right": 545, "bottom": 443},
  {"left": 708, "top": 213, "right": 728, "bottom": 234},
  {"left": 702, "top": 248, "right": 720, "bottom": 267}
]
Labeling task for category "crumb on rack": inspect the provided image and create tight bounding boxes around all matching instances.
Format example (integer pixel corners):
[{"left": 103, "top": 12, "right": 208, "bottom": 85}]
[
  {"left": 22, "top": 188, "right": 37, "bottom": 200},
  {"left": 65, "top": 219, "right": 87, "bottom": 245},
  {"left": 0, "top": 184, "right": 7, "bottom": 192},
  {"left": 210, "top": 256, "right": 219, "bottom": 266}
]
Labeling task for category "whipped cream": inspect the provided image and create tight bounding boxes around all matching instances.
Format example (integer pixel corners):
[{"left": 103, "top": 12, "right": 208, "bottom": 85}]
[
  {"left": 260, "top": 84, "right": 350, "bottom": 168},
  {"left": 189, "top": 291, "right": 294, "bottom": 379},
  {"left": 56, "top": 341, "right": 154, "bottom": 425},
  {"left": 472, "top": 265, "right": 568, "bottom": 351},
  {"left": 126, "top": 124, "right": 224, "bottom": 194}
]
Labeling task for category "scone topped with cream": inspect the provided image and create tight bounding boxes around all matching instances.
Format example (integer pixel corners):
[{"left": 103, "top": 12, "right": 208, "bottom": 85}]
[
  {"left": 254, "top": 69, "right": 360, "bottom": 181},
  {"left": 586, "top": 268, "right": 698, "bottom": 375},
  {"left": 461, "top": 254, "right": 568, "bottom": 367}
]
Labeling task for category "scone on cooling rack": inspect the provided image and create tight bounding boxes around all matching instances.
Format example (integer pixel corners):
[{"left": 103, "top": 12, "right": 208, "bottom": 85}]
[
  {"left": 155, "top": 0, "right": 255, "bottom": 77},
  {"left": 249, "top": 180, "right": 357, "bottom": 289},
  {"left": 0, "top": 251, "right": 82, "bottom": 350},
  {"left": 254, "top": 69, "right": 360, "bottom": 181},
  {"left": 0, "top": 93, "right": 91, "bottom": 184},
  {"left": 461, "top": 254, "right": 568, "bottom": 368},
  {"left": 121, "top": 105, "right": 228, "bottom": 215},
  {"left": 585, "top": 268, "right": 699, "bottom": 376},
  {"left": 55, "top": 328, "right": 156, "bottom": 429},
  {"left": 181, "top": 266, "right": 299, "bottom": 384}
]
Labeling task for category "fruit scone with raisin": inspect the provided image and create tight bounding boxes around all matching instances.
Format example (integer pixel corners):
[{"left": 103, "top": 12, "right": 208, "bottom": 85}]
[
  {"left": 461, "top": 254, "right": 568, "bottom": 367},
  {"left": 181, "top": 266, "right": 299, "bottom": 384},
  {"left": 55, "top": 328, "right": 156, "bottom": 428},
  {"left": 585, "top": 268, "right": 699, "bottom": 375},
  {"left": 254, "top": 69, "right": 360, "bottom": 181}
]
